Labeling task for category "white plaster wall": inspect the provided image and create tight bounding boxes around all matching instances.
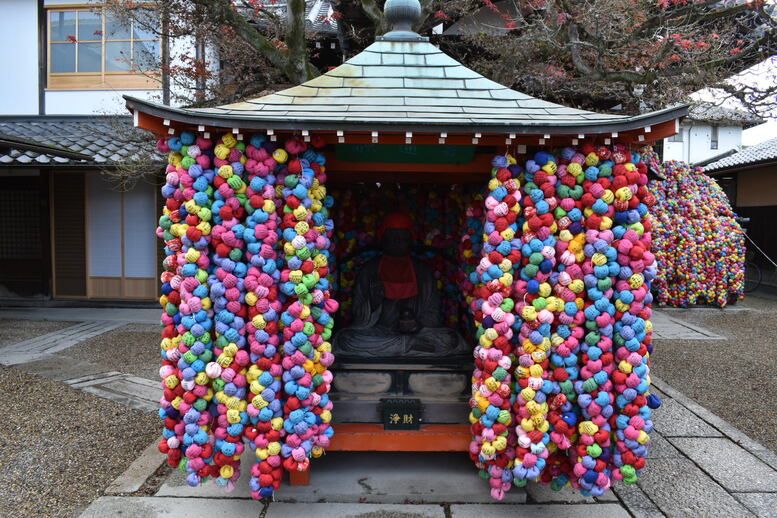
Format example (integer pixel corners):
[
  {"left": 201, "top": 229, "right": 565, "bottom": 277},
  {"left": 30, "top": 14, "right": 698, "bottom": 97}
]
[
  {"left": 45, "top": 89, "right": 163, "bottom": 115},
  {"left": 662, "top": 131, "right": 686, "bottom": 162},
  {"left": 0, "top": 0, "right": 40, "bottom": 114},
  {"left": 663, "top": 124, "right": 743, "bottom": 164}
]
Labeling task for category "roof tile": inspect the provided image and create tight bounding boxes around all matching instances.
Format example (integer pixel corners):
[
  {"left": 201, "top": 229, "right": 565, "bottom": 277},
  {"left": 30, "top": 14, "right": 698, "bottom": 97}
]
[
  {"left": 704, "top": 137, "right": 777, "bottom": 172},
  {"left": 125, "top": 37, "right": 685, "bottom": 134},
  {"left": 0, "top": 116, "right": 159, "bottom": 166}
]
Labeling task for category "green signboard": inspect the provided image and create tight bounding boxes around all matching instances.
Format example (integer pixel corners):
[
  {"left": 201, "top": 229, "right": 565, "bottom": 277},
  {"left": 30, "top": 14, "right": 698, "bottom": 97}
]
[{"left": 335, "top": 144, "right": 476, "bottom": 165}]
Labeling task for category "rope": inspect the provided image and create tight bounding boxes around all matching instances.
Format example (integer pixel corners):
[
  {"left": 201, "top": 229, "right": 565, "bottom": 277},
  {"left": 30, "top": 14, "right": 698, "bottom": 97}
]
[{"left": 744, "top": 232, "right": 777, "bottom": 269}]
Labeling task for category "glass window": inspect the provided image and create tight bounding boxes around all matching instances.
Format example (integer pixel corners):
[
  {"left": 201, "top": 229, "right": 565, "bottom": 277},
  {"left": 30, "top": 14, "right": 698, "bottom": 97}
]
[
  {"left": 133, "top": 40, "right": 160, "bottom": 71},
  {"left": 50, "top": 11, "right": 75, "bottom": 42},
  {"left": 77, "top": 11, "right": 102, "bottom": 41},
  {"left": 106, "top": 41, "right": 132, "bottom": 71},
  {"left": 133, "top": 9, "right": 159, "bottom": 40},
  {"left": 51, "top": 43, "right": 76, "bottom": 73},
  {"left": 669, "top": 131, "right": 683, "bottom": 143},
  {"left": 106, "top": 13, "right": 131, "bottom": 40},
  {"left": 711, "top": 126, "right": 719, "bottom": 150},
  {"left": 77, "top": 42, "right": 102, "bottom": 72},
  {"left": 48, "top": 8, "right": 161, "bottom": 82}
]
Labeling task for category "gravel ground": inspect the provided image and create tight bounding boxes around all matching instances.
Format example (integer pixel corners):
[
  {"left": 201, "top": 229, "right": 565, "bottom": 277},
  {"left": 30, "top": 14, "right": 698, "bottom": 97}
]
[
  {"left": 0, "top": 319, "right": 77, "bottom": 347},
  {"left": 0, "top": 366, "right": 159, "bottom": 518},
  {"left": 652, "top": 295, "right": 777, "bottom": 452},
  {"left": 62, "top": 323, "right": 160, "bottom": 381}
]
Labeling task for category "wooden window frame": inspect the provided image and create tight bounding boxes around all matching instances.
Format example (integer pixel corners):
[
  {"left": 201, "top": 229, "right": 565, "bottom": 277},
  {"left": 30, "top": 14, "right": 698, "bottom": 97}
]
[{"left": 47, "top": 5, "right": 162, "bottom": 91}]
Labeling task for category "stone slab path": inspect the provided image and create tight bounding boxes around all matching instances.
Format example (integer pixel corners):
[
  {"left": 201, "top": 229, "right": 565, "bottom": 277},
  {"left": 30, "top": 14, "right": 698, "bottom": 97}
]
[
  {"left": 0, "top": 306, "right": 159, "bottom": 324},
  {"left": 650, "top": 310, "right": 725, "bottom": 340},
  {"left": 0, "top": 320, "right": 126, "bottom": 365}
]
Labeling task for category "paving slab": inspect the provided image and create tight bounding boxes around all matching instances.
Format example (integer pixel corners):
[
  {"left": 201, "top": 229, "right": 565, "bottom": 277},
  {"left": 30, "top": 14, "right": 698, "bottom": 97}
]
[
  {"left": 668, "top": 437, "right": 777, "bottom": 492},
  {"left": 734, "top": 493, "right": 777, "bottom": 518},
  {"left": 647, "top": 432, "right": 683, "bottom": 459},
  {"left": 636, "top": 457, "right": 755, "bottom": 518},
  {"left": 595, "top": 490, "right": 619, "bottom": 503},
  {"left": 78, "top": 496, "right": 262, "bottom": 518},
  {"left": 157, "top": 452, "right": 252, "bottom": 498},
  {"left": 266, "top": 503, "right": 445, "bottom": 518},
  {"left": 275, "top": 452, "right": 526, "bottom": 504},
  {"left": 0, "top": 307, "right": 159, "bottom": 323},
  {"left": 525, "top": 482, "right": 594, "bottom": 503},
  {"left": 0, "top": 320, "right": 126, "bottom": 365},
  {"left": 651, "top": 398, "right": 723, "bottom": 437},
  {"left": 106, "top": 441, "right": 165, "bottom": 494},
  {"left": 652, "top": 376, "right": 764, "bottom": 449},
  {"left": 158, "top": 451, "right": 526, "bottom": 504},
  {"left": 16, "top": 355, "right": 107, "bottom": 381},
  {"left": 751, "top": 448, "right": 777, "bottom": 471},
  {"left": 449, "top": 503, "right": 629, "bottom": 517},
  {"left": 65, "top": 372, "right": 160, "bottom": 412},
  {"left": 651, "top": 310, "right": 725, "bottom": 340},
  {"left": 611, "top": 483, "right": 664, "bottom": 518}
]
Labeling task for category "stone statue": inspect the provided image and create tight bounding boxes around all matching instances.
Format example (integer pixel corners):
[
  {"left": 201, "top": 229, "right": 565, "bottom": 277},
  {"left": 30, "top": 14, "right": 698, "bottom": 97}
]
[{"left": 334, "top": 212, "right": 469, "bottom": 358}]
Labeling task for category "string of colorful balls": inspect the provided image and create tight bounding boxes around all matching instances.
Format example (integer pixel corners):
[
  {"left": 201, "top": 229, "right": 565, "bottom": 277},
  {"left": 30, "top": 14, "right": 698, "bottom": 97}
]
[
  {"left": 155, "top": 131, "right": 336, "bottom": 499},
  {"left": 469, "top": 143, "right": 661, "bottom": 499},
  {"left": 644, "top": 149, "right": 745, "bottom": 307}
]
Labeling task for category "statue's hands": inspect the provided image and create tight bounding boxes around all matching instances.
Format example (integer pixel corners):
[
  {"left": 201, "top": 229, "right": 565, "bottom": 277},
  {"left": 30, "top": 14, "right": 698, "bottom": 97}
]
[
  {"left": 368, "top": 280, "right": 384, "bottom": 310},
  {"left": 398, "top": 308, "right": 420, "bottom": 334}
]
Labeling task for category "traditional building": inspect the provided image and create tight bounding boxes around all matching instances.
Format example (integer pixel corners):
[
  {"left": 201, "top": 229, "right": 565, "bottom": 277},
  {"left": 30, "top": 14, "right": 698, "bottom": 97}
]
[{"left": 662, "top": 103, "right": 765, "bottom": 164}]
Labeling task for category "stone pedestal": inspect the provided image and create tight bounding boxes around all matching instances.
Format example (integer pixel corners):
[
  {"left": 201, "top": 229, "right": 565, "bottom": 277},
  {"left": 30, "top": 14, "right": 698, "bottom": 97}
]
[{"left": 331, "top": 359, "right": 471, "bottom": 425}]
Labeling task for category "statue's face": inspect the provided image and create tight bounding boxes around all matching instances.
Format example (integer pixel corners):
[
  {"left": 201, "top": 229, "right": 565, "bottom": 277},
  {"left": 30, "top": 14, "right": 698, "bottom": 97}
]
[{"left": 381, "top": 228, "right": 412, "bottom": 257}]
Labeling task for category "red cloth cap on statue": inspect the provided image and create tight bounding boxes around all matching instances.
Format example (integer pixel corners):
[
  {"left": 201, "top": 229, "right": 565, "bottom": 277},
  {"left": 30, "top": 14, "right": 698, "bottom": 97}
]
[{"left": 377, "top": 212, "right": 415, "bottom": 239}]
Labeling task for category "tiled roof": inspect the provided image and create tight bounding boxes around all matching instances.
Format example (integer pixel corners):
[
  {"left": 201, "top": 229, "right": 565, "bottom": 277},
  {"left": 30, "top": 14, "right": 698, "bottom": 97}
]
[
  {"left": 0, "top": 116, "right": 158, "bottom": 166},
  {"left": 687, "top": 102, "right": 765, "bottom": 129},
  {"left": 125, "top": 37, "right": 687, "bottom": 134},
  {"left": 704, "top": 137, "right": 777, "bottom": 173}
]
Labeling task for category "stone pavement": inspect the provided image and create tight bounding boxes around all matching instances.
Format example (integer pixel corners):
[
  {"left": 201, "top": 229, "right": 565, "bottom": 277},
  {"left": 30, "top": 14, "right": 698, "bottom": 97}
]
[
  {"left": 0, "top": 306, "right": 159, "bottom": 324},
  {"left": 650, "top": 310, "right": 725, "bottom": 340},
  {"left": 1, "top": 306, "right": 775, "bottom": 517}
]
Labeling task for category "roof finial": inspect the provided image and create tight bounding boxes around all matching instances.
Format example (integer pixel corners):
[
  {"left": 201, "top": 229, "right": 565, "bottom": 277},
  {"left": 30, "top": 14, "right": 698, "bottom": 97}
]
[{"left": 380, "top": 0, "right": 426, "bottom": 41}]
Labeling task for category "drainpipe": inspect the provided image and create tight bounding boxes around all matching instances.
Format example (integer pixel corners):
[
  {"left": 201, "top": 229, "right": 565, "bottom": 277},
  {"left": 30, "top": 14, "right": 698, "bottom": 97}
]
[
  {"left": 38, "top": 0, "right": 46, "bottom": 114},
  {"left": 161, "top": 4, "right": 170, "bottom": 105},
  {"left": 686, "top": 125, "right": 692, "bottom": 163}
]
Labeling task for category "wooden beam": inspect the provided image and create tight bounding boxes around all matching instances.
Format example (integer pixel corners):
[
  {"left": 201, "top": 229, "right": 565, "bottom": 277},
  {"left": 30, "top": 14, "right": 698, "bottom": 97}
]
[
  {"left": 135, "top": 111, "right": 168, "bottom": 136},
  {"left": 327, "top": 423, "right": 471, "bottom": 452},
  {"left": 326, "top": 153, "right": 493, "bottom": 180},
  {"left": 132, "top": 112, "right": 674, "bottom": 149}
]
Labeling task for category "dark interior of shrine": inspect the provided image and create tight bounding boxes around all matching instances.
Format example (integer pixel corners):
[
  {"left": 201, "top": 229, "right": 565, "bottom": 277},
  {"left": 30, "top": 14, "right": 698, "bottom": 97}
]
[{"left": 327, "top": 181, "right": 484, "bottom": 425}]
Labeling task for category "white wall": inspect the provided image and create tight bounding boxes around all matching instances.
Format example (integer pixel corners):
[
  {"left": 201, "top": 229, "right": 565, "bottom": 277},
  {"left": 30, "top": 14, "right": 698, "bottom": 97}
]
[
  {"left": 45, "top": 89, "right": 163, "bottom": 115},
  {"left": 0, "top": 0, "right": 40, "bottom": 114},
  {"left": 662, "top": 123, "right": 743, "bottom": 164}
]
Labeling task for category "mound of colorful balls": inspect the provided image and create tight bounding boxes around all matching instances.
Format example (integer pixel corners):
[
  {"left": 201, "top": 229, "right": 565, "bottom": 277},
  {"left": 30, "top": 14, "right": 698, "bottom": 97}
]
[
  {"left": 644, "top": 149, "right": 745, "bottom": 307},
  {"left": 469, "top": 143, "right": 662, "bottom": 499},
  {"left": 155, "top": 130, "right": 336, "bottom": 499}
]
